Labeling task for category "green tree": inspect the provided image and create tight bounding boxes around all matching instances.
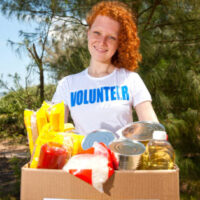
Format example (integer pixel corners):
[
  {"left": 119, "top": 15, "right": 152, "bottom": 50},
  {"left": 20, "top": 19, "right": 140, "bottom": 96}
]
[
  {"left": 45, "top": 21, "right": 89, "bottom": 79},
  {"left": 0, "top": 0, "right": 71, "bottom": 103},
  {"left": 137, "top": 1, "right": 200, "bottom": 199},
  {"left": 0, "top": 74, "right": 56, "bottom": 138}
]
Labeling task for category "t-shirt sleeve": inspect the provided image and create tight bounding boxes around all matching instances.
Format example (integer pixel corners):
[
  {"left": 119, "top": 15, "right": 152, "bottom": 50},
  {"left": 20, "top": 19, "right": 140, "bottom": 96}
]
[
  {"left": 131, "top": 73, "right": 152, "bottom": 107},
  {"left": 52, "top": 77, "right": 69, "bottom": 105}
]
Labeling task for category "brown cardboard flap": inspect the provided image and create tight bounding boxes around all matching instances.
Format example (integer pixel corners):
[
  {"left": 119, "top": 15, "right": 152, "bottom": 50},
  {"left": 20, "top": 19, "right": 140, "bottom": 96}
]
[
  {"left": 21, "top": 165, "right": 180, "bottom": 200},
  {"left": 104, "top": 169, "right": 179, "bottom": 200},
  {"left": 21, "top": 167, "right": 108, "bottom": 200}
]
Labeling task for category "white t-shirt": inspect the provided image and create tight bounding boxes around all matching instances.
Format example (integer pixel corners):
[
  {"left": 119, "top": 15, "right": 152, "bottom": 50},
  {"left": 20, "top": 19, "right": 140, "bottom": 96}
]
[{"left": 52, "top": 67, "right": 152, "bottom": 135}]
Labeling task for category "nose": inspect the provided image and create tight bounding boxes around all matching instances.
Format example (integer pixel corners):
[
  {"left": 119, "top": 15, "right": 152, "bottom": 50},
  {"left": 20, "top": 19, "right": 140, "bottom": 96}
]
[{"left": 99, "top": 36, "right": 107, "bottom": 45}]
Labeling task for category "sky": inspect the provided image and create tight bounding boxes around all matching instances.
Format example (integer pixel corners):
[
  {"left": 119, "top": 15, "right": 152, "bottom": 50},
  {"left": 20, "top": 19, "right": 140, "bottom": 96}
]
[{"left": 0, "top": 13, "right": 49, "bottom": 94}]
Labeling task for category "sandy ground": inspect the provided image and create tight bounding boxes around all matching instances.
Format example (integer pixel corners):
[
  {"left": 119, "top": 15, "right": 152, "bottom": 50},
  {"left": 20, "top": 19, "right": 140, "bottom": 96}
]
[
  {"left": 0, "top": 138, "right": 30, "bottom": 199},
  {"left": 0, "top": 138, "right": 29, "bottom": 158}
]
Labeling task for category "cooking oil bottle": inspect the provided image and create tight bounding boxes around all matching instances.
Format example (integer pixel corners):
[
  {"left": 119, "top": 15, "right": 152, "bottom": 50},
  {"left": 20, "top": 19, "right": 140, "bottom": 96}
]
[
  {"left": 138, "top": 140, "right": 149, "bottom": 169},
  {"left": 145, "top": 131, "right": 175, "bottom": 170}
]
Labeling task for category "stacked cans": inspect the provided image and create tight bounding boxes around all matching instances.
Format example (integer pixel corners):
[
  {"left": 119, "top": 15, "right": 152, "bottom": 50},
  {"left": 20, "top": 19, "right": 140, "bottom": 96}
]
[
  {"left": 111, "top": 121, "right": 165, "bottom": 170},
  {"left": 81, "top": 121, "right": 165, "bottom": 170}
]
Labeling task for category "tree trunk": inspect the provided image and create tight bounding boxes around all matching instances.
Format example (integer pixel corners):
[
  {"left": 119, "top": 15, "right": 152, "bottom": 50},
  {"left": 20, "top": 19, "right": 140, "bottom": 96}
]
[{"left": 39, "top": 64, "right": 44, "bottom": 104}]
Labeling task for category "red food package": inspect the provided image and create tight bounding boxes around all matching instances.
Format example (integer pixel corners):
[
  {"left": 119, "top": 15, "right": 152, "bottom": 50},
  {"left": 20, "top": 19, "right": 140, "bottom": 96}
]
[
  {"left": 109, "top": 150, "right": 119, "bottom": 170},
  {"left": 63, "top": 142, "right": 114, "bottom": 192},
  {"left": 80, "top": 142, "right": 118, "bottom": 170},
  {"left": 37, "top": 142, "right": 68, "bottom": 169}
]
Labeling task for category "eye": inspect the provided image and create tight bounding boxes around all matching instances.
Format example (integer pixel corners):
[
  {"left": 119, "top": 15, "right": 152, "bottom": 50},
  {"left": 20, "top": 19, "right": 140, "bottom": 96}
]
[
  {"left": 93, "top": 31, "right": 100, "bottom": 35},
  {"left": 108, "top": 36, "right": 116, "bottom": 40}
]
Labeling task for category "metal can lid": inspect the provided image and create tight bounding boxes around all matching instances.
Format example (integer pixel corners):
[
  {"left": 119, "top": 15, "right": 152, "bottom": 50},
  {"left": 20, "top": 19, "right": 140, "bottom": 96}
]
[
  {"left": 122, "top": 121, "right": 165, "bottom": 141},
  {"left": 81, "top": 129, "right": 117, "bottom": 150},
  {"left": 109, "top": 139, "right": 145, "bottom": 155}
]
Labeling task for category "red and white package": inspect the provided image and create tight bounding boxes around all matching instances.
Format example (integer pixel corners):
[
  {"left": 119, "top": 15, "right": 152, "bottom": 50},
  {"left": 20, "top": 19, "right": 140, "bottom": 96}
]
[
  {"left": 79, "top": 142, "right": 118, "bottom": 170},
  {"left": 63, "top": 142, "right": 114, "bottom": 192}
]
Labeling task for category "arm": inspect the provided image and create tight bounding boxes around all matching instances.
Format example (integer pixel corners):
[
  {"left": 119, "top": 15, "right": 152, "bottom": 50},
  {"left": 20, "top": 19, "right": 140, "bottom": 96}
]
[{"left": 135, "top": 101, "right": 159, "bottom": 122}]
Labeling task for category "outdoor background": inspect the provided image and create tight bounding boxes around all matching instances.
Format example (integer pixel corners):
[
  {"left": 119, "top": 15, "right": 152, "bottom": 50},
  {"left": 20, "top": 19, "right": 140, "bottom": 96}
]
[{"left": 0, "top": 0, "right": 200, "bottom": 199}]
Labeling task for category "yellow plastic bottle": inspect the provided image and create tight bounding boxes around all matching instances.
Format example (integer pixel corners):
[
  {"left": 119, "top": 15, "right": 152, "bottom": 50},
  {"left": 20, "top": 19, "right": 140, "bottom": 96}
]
[{"left": 146, "top": 131, "right": 175, "bottom": 170}]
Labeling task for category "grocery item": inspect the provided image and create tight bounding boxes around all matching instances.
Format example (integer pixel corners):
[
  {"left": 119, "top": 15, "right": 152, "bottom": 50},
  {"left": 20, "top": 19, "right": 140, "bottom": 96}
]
[
  {"left": 30, "top": 124, "right": 79, "bottom": 168},
  {"left": 24, "top": 101, "right": 78, "bottom": 168},
  {"left": 41, "top": 101, "right": 52, "bottom": 122},
  {"left": 30, "top": 112, "right": 39, "bottom": 146},
  {"left": 24, "top": 101, "right": 66, "bottom": 156},
  {"left": 63, "top": 142, "right": 114, "bottom": 192},
  {"left": 36, "top": 106, "right": 48, "bottom": 135},
  {"left": 118, "top": 121, "right": 165, "bottom": 169},
  {"left": 144, "top": 131, "right": 175, "bottom": 170},
  {"left": 120, "top": 121, "right": 165, "bottom": 142},
  {"left": 109, "top": 139, "right": 145, "bottom": 170},
  {"left": 81, "top": 129, "right": 117, "bottom": 150},
  {"left": 80, "top": 142, "right": 118, "bottom": 170},
  {"left": 24, "top": 110, "right": 38, "bottom": 155},
  {"left": 49, "top": 102, "right": 65, "bottom": 132},
  {"left": 36, "top": 101, "right": 65, "bottom": 135},
  {"left": 64, "top": 132, "right": 85, "bottom": 156},
  {"left": 37, "top": 142, "right": 69, "bottom": 169}
]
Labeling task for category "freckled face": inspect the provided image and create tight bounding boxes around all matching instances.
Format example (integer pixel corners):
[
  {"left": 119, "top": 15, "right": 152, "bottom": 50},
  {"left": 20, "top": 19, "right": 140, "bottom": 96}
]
[{"left": 87, "top": 15, "right": 120, "bottom": 64}]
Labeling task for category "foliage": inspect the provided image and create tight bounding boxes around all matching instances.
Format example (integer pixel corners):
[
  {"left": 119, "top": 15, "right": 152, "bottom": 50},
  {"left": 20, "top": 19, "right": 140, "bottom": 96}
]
[
  {"left": 45, "top": 23, "right": 90, "bottom": 79},
  {"left": 135, "top": 1, "right": 200, "bottom": 199},
  {"left": 0, "top": 0, "right": 200, "bottom": 199},
  {"left": 0, "top": 83, "right": 56, "bottom": 138},
  {"left": 0, "top": 0, "right": 75, "bottom": 103}
]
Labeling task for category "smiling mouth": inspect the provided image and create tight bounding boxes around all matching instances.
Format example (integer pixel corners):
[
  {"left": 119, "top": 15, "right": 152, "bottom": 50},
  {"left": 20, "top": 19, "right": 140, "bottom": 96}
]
[{"left": 94, "top": 46, "right": 108, "bottom": 53}]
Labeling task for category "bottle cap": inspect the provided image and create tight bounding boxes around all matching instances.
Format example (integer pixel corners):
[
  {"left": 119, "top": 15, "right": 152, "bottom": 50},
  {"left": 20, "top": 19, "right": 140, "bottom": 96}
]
[{"left": 153, "top": 131, "right": 167, "bottom": 140}]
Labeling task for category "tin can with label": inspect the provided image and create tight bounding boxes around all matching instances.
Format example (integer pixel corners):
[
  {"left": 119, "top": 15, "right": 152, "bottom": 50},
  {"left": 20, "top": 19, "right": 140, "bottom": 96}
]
[{"left": 109, "top": 139, "right": 145, "bottom": 170}]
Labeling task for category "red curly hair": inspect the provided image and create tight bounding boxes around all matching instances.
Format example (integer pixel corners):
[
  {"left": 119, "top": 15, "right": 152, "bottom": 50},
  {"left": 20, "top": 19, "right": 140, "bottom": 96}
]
[{"left": 86, "top": 1, "right": 142, "bottom": 71}]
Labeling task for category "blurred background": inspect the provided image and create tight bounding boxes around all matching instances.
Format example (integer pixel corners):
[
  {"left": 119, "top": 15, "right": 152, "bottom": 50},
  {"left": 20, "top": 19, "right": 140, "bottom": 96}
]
[{"left": 0, "top": 0, "right": 199, "bottom": 199}]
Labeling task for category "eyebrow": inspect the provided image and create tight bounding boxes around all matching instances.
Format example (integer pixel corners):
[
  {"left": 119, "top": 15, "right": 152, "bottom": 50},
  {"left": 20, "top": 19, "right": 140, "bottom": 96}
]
[{"left": 92, "top": 26, "right": 119, "bottom": 37}]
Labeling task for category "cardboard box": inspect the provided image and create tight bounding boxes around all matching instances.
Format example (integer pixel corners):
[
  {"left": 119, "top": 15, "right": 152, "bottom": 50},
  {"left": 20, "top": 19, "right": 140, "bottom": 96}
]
[{"left": 20, "top": 164, "right": 180, "bottom": 200}]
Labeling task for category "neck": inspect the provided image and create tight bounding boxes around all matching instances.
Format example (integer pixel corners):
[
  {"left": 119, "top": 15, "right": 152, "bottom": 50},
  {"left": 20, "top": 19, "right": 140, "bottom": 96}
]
[{"left": 88, "top": 60, "right": 115, "bottom": 77}]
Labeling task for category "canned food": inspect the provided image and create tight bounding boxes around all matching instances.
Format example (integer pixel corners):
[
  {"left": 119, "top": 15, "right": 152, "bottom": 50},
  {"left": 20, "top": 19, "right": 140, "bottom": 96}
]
[
  {"left": 119, "top": 121, "right": 165, "bottom": 169},
  {"left": 81, "top": 129, "right": 117, "bottom": 150},
  {"left": 121, "top": 121, "right": 165, "bottom": 141},
  {"left": 109, "top": 139, "right": 145, "bottom": 170}
]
